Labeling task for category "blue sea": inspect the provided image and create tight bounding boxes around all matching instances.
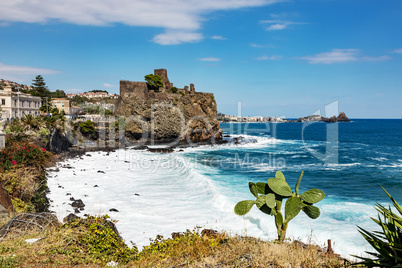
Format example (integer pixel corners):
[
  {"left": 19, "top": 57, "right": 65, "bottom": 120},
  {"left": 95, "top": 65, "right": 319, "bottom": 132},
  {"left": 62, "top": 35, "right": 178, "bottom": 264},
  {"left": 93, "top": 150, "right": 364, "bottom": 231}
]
[{"left": 48, "top": 119, "right": 402, "bottom": 259}]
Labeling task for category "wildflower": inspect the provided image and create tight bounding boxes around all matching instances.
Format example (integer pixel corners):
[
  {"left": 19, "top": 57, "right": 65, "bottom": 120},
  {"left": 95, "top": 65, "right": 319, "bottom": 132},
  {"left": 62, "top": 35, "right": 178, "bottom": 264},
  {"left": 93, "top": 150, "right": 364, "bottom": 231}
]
[
  {"left": 41, "top": 148, "right": 46, "bottom": 152},
  {"left": 27, "top": 149, "right": 29, "bottom": 152},
  {"left": 12, "top": 160, "right": 17, "bottom": 165}
]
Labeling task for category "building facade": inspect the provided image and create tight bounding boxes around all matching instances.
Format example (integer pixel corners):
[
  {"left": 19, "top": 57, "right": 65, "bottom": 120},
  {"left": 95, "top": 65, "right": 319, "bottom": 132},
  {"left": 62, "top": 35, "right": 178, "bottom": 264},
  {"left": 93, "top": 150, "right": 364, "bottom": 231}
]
[
  {"left": 50, "top": 98, "right": 71, "bottom": 114},
  {"left": 0, "top": 86, "right": 42, "bottom": 119}
]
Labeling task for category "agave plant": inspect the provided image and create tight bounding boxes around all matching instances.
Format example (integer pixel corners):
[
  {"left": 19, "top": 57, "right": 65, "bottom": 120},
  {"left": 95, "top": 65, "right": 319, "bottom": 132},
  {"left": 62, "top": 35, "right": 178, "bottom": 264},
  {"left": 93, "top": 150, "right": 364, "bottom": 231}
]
[
  {"left": 353, "top": 186, "right": 402, "bottom": 267},
  {"left": 234, "top": 171, "right": 325, "bottom": 242}
]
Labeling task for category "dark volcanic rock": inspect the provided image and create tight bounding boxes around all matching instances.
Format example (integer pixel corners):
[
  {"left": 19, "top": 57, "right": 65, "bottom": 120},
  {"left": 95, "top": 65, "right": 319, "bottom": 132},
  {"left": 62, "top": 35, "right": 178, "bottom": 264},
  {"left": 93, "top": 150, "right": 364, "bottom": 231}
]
[
  {"left": 71, "top": 199, "right": 85, "bottom": 208},
  {"left": 148, "top": 148, "right": 174, "bottom": 153},
  {"left": 63, "top": 213, "right": 80, "bottom": 223}
]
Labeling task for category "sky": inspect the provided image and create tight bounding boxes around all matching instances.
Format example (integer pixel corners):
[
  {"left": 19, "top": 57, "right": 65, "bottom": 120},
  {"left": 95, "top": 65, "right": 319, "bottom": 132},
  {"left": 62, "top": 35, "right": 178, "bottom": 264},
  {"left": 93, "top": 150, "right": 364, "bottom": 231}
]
[{"left": 0, "top": 0, "right": 401, "bottom": 118}]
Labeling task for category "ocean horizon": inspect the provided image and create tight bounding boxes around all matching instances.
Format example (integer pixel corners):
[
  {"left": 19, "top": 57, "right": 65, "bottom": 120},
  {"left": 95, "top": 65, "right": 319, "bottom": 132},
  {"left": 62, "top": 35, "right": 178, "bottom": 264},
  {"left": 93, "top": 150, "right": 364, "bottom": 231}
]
[{"left": 47, "top": 119, "right": 402, "bottom": 260}]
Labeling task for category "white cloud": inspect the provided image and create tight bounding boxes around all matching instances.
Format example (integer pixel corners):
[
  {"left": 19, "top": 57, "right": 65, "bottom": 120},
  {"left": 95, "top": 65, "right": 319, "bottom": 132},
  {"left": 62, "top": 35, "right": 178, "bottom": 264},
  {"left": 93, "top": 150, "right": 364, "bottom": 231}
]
[
  {"left": 392, "top": 48, "right": 402, "bottom": 53},
  {"left": 153, "top": 31, "right": 203, "bottom": 45},
  {"left": 103, "top": 83, "right": 117, "bottom": 88},
  {"left": 267, "top": 24, "right": 287, "bottom": 30},
  {"left": 261, "top": 19, "right": 306, "bottom": 31},
  {"left": 300, "top": 49, "right": 392, "bottom": 64},
  {"left": 211, "top": 35, "right": 227, "bottom": 40},
  {"left": 256, "top": 55, "right": 282, "bottom": 60},
  {"left": 0, "top": 0, "right": 283, "bottom": 45},
  {"left": 0, "top": 62, "right": 59, "bottom": 75},
  {"left": 250, "top": 43, "right": 275, "bottom": 48},
  {"left": 198, "top": 57, "right": 221, "bottom": 62}
]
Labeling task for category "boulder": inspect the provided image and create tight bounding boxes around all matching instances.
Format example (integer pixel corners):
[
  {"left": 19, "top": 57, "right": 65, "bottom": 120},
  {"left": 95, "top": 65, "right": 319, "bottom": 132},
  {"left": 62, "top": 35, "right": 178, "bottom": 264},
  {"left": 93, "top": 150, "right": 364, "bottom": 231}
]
[
  {"left": 63, "top": 213, "right": 80, "bottom": 223},
  {"left": 71, "top": 199, "right": 85, "bottom": 208}
]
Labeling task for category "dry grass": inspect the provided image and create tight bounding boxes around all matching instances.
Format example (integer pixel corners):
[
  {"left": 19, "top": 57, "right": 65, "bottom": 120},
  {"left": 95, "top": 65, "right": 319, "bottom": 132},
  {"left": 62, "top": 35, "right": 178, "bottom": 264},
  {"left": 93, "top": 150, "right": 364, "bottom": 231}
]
[
  {"left": 132, "top": 233, "right": 348, "bottom": 268},
  {"left": 0, "top": 216, "right": 350, "bottom": 268}
]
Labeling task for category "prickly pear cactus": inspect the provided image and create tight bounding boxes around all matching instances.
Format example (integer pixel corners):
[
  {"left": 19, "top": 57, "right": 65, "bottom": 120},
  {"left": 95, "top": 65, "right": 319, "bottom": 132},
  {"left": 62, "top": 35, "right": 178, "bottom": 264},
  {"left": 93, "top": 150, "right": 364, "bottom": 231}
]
[{"left": 234, "top": 171, "right": 325, "bottom": 242}]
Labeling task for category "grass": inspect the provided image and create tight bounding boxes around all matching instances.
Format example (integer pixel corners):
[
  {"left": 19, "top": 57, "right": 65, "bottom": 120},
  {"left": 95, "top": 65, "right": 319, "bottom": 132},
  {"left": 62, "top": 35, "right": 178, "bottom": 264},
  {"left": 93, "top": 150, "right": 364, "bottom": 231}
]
[{"left": 0, "top": 215, "right": 349, "bottom": 268}]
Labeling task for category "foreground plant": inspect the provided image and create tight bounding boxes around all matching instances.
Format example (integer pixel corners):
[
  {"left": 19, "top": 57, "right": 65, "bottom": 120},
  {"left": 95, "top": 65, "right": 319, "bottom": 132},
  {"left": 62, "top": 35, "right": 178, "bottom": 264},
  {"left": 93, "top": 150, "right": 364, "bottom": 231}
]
[
  {"left": 353, "top": 186, "right": 402, "bottom": 267},
  {"left": 234, "top": 171, "right": 325, "bottom": 242}
]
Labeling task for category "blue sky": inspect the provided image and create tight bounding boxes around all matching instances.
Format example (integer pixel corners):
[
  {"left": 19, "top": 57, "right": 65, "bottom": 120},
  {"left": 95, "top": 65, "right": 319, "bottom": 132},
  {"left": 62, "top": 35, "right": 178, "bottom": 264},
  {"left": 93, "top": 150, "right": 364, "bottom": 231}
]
[{"left": 0, "top": 0, "right": 401, "bottom": 118}]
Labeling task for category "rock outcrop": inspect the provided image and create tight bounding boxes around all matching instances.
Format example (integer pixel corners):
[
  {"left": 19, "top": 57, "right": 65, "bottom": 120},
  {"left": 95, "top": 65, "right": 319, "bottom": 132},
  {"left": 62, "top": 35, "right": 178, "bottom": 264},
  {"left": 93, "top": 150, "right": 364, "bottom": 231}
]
[
  {"left": 297, "top": 112, "right": 350, "bottom": 123},
  {"left": 336, "top": 112, "right": 350, "bottom": 122},
  {"left": 115, "top": 69, "right": 222, "bottom": 144}
]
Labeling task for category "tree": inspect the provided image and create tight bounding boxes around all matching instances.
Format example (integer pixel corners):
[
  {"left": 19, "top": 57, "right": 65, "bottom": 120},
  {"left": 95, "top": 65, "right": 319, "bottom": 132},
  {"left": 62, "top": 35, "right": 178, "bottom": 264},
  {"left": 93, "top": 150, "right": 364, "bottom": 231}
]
[
  {"left": 71, "top": 95, "right": 89, "bottom": 106},
  {"left": 50, "top": 89, "right": 67, "bottom": 98},
  {"left": 31, "top": 75, "right": 51, "bottom": 101},
  {"left": 88, "top": 90, "right": 108, "bottom": 93},
  {"left": 144, "top": 74, "right": 163, "bottom": 91}
]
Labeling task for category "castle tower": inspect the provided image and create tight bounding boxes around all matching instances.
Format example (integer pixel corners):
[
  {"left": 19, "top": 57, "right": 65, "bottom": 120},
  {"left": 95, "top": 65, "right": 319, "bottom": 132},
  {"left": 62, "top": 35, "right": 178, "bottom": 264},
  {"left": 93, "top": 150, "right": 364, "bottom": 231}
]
[{"left": 154, "top": 69, "right": 173, "bottom": 91}]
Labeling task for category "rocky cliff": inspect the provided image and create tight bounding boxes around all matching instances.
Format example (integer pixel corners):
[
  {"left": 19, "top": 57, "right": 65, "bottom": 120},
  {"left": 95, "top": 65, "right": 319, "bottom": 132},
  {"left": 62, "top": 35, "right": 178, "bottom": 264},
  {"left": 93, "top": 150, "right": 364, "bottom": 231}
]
[{"left": 115, "top": 70, "right": 222, "bottom": 144}]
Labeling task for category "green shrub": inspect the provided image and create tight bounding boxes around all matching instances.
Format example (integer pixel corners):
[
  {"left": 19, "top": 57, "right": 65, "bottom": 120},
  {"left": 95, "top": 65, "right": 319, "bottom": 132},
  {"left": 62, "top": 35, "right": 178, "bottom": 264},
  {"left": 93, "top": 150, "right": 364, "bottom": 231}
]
[
  {"left": 169, "top": 87, "right": 178, "bottom": 93},
  {"left": 38, "top": 128, "right": 51, "bottom": 136},
  {"left": 234, "top": 171, "right": 325, "bottom": 242},
  {"left": 0, "top": 141, "right": 53, "bottom": 172},
  {"left": 67, "top": 215, "right": 138, "bottom": 264},
  {"left": 79, "top": 120, "right": 98, "bottom": 139},
  {"left": 353, "top": 186, "right": 402, "bottom": 267}
]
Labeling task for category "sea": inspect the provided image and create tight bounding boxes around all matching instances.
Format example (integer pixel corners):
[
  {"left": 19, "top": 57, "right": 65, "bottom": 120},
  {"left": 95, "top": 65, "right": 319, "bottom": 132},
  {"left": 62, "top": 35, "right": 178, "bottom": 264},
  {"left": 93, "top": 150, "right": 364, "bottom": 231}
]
[{"left": 47, "top": 119, "right": 402, "bottom": 259}]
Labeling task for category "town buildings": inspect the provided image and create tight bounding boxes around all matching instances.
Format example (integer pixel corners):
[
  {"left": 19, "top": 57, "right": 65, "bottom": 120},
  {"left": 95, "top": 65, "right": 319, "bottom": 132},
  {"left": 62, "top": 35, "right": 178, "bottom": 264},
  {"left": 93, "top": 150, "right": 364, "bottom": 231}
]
[
  {"left": 66, "top": 92, "right": 119, "bottom": 99},
  {"left": 0, "top": 86, "right": 42, "bottom": 119}
]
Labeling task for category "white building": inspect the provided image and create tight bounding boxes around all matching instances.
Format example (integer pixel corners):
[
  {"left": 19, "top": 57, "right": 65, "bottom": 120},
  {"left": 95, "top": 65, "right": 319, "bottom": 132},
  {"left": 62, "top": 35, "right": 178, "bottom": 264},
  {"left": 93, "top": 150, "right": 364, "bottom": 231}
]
[{"left": 0, "top": 86, "right": 42, "bottom": 119}]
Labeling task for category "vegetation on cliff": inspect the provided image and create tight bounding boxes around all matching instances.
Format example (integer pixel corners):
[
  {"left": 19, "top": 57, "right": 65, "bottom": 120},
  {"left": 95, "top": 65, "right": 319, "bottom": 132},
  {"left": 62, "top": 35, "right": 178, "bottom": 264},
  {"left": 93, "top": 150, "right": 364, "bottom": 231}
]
[
  {"left": 0, "top": 132, "right": 55, "bottom": 213},
  {"left": 0, "top": 214, "right": 346, "bottom": 267}
]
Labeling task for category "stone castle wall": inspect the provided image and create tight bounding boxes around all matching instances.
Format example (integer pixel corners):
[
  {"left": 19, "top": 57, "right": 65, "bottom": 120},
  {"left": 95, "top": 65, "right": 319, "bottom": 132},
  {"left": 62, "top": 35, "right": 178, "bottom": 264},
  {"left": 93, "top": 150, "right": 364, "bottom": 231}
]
[{"left": 115, "top": 70, "right": 222, "bottom": 143}]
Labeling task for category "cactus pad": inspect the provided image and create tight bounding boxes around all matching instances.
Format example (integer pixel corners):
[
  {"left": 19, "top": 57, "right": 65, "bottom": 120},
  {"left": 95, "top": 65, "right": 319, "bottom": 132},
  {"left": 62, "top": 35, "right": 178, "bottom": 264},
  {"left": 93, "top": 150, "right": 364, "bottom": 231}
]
[
  {"left": 266, "top": 193, "right": 276, "bottom": 208},
  {"left": 256, "top": 195, "right": 267, "bottom": 209},
  {"left": 295, "top": 171, "right": 304, "bottom": 195},
  {"left": 285, "top": 196, "right": 302, "bottom": 221},
  {"left": 300, "top": 189, "right": 325, "bottom": 204},
  {"left": 256, "top": 182, "right": 268, "bottom": 194},
  {"left": 249, "top": 182, "right": 258, "bottom": 198},
  {"left": 302, "top": 205, "right": 321, "bottom": 219},
  {"left": 234, "top": 200, "right": 256, "bottom": 215},
  {"left": 268, "top": 178, "right": 293, "bottom": 197},
  {"left": 275, "top": 171, "right": 286, "bottom": 181}
]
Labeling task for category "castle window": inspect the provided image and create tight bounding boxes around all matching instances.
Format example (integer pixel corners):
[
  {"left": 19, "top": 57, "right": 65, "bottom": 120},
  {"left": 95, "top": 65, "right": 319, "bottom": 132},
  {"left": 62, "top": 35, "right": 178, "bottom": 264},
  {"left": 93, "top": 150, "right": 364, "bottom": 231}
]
[{"left": 1, "top": 99, "right": 4, "bottom": 105}]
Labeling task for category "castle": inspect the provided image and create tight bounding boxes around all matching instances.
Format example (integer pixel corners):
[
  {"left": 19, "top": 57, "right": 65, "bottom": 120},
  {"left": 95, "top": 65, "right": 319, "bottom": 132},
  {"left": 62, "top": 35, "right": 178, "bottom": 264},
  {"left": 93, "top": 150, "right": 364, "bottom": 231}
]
[{"left": 115, "top": 69, "right": 221, "bottom": 143}]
